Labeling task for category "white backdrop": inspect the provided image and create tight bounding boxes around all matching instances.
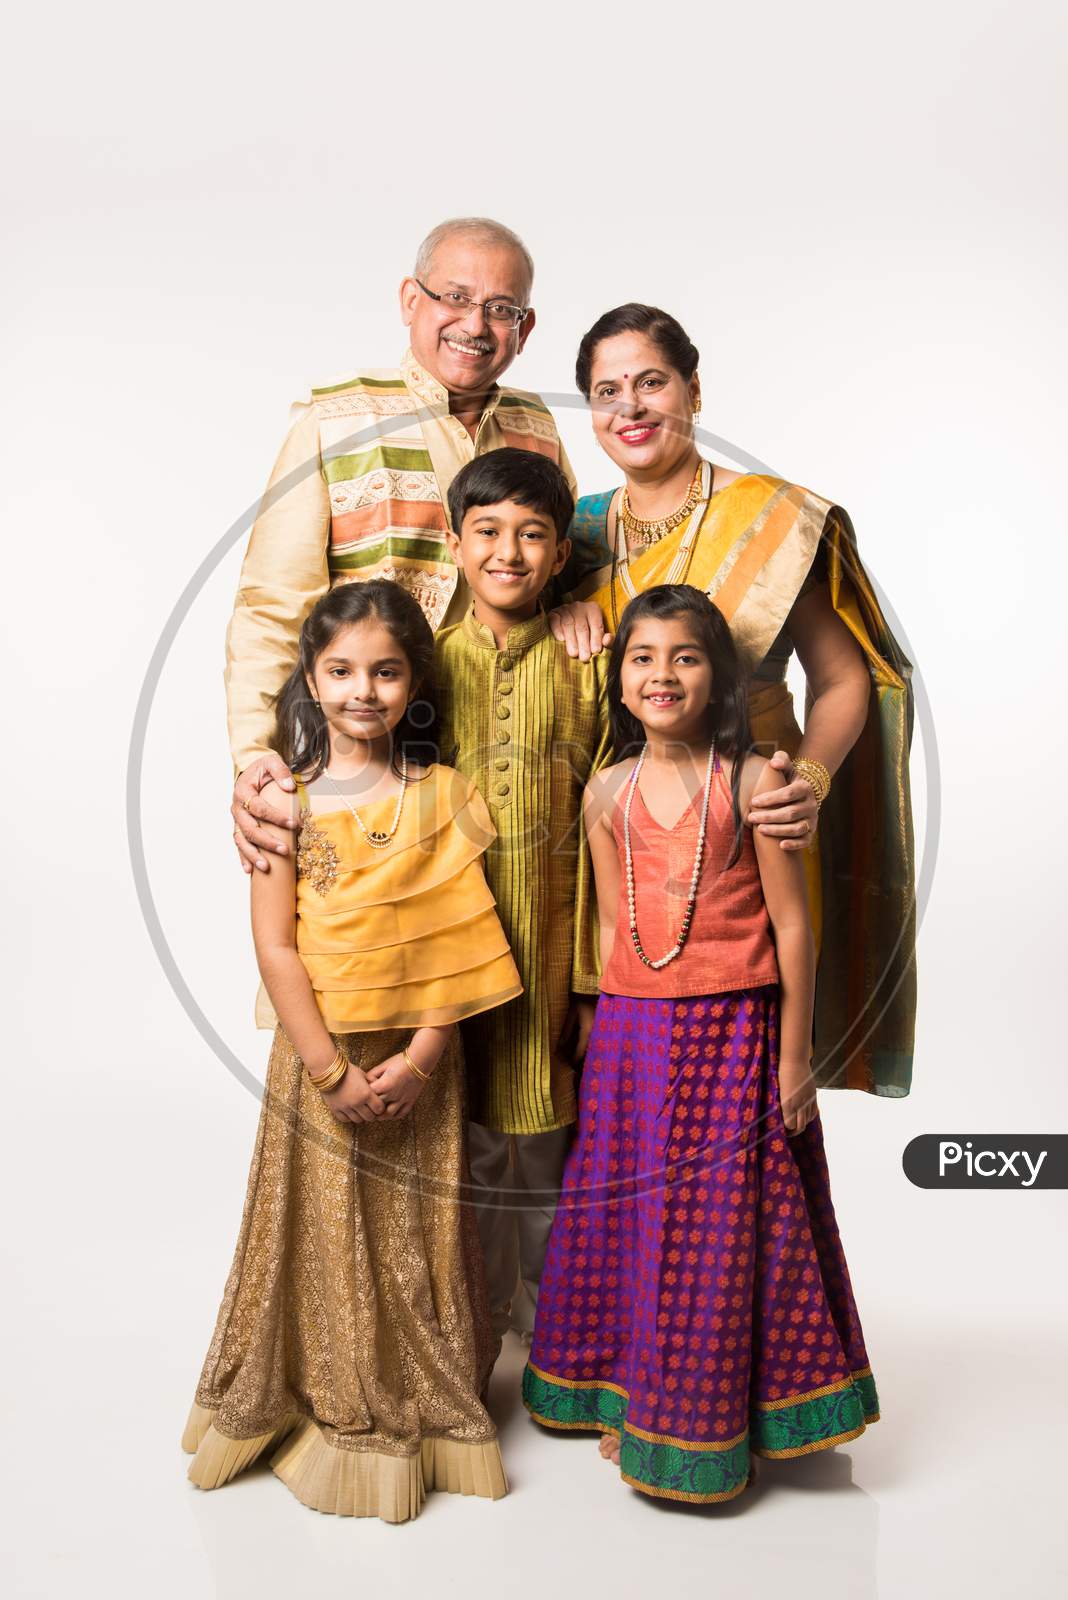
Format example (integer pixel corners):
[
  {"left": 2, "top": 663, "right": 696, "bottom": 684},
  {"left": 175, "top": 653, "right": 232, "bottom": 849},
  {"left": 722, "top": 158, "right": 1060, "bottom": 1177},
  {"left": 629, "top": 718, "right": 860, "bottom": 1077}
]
[{"left": 3, "top": 2, "right": 1066, "bottom": 1596}]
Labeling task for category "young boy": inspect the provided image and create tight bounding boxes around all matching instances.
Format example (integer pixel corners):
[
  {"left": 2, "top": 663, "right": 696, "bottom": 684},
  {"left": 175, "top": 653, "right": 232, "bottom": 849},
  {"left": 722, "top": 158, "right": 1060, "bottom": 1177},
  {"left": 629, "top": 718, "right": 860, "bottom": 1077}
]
[{"left": 437, "top": 449, "right": 611, "bottom": 1349}]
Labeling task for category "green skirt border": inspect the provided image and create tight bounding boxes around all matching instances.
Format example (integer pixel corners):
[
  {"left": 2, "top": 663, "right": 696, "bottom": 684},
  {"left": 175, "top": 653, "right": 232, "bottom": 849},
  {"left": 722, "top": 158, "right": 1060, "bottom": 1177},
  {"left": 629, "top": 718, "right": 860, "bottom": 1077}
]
[{"left": 522, "top": 1361, "right": 879, "bottom": 1503}]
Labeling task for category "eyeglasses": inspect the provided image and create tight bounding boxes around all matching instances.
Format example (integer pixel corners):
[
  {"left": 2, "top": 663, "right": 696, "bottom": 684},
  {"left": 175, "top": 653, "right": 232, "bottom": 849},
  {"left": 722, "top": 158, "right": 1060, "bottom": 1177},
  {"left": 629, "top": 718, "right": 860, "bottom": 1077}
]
[{"left": 414, "top": 279, "right": 528, "bottom": 329}]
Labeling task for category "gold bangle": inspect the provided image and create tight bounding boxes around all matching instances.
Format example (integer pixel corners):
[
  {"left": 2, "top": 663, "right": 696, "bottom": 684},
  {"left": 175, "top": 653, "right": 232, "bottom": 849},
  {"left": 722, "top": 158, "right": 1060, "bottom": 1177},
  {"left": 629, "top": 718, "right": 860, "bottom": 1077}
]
[
  {"left": 311, "top": 1059, "right": 348, "bottom": 1093},
  {"left": 402, "top": 1044, "right": 432, "bottom": 1084},
  {"left": 307, "top": 1046, "right": 348, "bottom": 1092},
  {"left": 307, "top": 1046, "right": 345, "bottom": 1085},
  {"left": 793, "top": 756, "right": 831, "bottom": 809}
]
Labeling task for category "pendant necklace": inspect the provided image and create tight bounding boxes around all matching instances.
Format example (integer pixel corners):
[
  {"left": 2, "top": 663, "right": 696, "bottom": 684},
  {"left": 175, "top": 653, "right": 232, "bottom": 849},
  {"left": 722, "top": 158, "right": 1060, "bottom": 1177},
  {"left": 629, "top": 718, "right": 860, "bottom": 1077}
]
[
  {"left": 623, "top": 741, "right": 716, "bottom": 969},
  {"left": 323, "top": 753, "right": 408, "bottom": 848}
]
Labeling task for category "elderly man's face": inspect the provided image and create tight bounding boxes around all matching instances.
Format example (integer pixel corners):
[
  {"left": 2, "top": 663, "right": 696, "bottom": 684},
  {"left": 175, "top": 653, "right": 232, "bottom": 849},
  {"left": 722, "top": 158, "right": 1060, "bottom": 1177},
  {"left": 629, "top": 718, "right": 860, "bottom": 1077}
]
[{"left": 400, "top": 234, "right": 535, "bottom": 396}]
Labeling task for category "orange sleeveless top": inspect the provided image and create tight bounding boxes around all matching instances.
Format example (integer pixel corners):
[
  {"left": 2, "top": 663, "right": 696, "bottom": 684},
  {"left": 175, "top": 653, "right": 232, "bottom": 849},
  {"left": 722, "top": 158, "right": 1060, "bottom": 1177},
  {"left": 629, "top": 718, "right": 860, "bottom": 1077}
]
[{"left": 600, "top": 756, "right": 779, "bottom": 1000}]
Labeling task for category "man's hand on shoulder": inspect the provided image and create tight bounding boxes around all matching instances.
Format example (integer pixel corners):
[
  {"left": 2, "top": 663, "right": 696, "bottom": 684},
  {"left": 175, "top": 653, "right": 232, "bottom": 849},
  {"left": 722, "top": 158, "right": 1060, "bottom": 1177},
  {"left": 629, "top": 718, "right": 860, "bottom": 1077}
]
[{"left": 232, "top": 753, "right": 299, "bottom": 874}]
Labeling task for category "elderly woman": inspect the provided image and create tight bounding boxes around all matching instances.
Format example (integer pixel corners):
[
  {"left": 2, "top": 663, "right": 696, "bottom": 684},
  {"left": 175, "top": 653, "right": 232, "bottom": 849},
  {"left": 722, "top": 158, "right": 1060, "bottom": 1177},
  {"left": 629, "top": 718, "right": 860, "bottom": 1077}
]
[{"left": 551, "top": 304, "right": 915, "bottom": 1096}]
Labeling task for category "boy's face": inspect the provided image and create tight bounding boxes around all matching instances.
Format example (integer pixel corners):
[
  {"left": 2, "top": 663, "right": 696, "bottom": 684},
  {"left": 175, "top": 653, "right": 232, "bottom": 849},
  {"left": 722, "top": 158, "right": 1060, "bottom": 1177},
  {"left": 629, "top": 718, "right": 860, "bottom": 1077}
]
[{"left": 447, "top": 497, "right": 570, "bottom": 617}]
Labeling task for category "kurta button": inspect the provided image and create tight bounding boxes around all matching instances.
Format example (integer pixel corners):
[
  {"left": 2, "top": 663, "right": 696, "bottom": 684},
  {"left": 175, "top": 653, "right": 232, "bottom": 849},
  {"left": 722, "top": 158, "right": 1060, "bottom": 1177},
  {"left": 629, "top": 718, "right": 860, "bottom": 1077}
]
[
  {"left": 497, "top": 704, "right": 511, "bottom": 719},
  {"left": 497, "top": 731, "right": 510, "bottom": 744},
  {"left": 495, "top": 783, "right": 510, "bottom": 798},
  {"left": 498, "top": 681, "right": 514, "bottom": 695},
  {"left": 499, "top": 656, "right": 513, "bottom": 671},
  {"left": 494, "top": 758, "right": 509, "bottom": 771}
]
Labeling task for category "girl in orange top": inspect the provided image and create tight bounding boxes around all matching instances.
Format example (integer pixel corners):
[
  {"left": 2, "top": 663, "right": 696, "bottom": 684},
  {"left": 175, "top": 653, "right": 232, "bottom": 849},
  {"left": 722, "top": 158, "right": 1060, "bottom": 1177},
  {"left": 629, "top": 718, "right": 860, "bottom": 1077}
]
[
  {"left": 184, "top": 580, "right": 521, "bottom": 1524},
  {"left": 523, "top": 584, "right": 878, "bottom": 1503}
]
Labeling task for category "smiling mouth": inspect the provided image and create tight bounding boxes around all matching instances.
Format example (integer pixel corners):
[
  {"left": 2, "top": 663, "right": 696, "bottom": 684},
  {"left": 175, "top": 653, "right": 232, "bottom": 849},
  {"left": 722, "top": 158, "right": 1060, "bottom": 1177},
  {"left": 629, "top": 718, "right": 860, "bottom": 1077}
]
[
  {"left": 443, "top": 336, "right": 493, "bottom": 358},
  {"left": 486, "top": 570, "right": 529, "bottom": 582},
  {"left": 617, "top": 423, "right": 660, "bottom": 443},
  {"left": 644, "top": 693, "right": 682, "bottom": 706}
]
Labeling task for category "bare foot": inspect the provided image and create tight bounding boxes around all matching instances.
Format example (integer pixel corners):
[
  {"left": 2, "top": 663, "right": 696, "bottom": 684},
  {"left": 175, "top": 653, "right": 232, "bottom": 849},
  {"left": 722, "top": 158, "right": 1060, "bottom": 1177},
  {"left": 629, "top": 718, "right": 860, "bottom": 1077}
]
[{"left": 599, "top": 1433, "right": 621, "bottom": 1465}]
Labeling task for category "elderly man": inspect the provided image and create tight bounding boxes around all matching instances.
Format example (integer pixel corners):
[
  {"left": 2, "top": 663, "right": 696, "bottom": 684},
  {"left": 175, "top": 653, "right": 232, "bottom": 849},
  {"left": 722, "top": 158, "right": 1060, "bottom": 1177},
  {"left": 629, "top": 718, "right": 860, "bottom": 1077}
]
[
  {"left": 229, "top": 215, "right": 575, "bottom": 863},
  {"left": 226, "top": 216, "right": 586, "bottom": 1354}
]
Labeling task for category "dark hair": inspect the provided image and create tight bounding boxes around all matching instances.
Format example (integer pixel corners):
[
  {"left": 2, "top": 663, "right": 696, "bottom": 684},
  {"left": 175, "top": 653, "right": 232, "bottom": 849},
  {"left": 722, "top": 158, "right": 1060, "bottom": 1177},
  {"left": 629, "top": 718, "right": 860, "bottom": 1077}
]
[
  {"left": 575, "top": 303, "right": 700, "bottom": 400},
  {"left": 274, "top": 579, "right": 441, "bottom": 781},
  {"left": 607, "top": 584, "right": 751, "bottom": 866},
  {"left": 447, "top": 446, "right": 574, "bottom": 542}
]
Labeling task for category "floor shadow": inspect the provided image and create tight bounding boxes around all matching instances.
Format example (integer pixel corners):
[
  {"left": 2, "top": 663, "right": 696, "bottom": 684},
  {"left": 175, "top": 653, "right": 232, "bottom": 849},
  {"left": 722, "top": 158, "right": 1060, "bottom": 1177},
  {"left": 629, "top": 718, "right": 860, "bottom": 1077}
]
[{"left": 486, "top": 1331, "right": 533, "bottom": 1431}]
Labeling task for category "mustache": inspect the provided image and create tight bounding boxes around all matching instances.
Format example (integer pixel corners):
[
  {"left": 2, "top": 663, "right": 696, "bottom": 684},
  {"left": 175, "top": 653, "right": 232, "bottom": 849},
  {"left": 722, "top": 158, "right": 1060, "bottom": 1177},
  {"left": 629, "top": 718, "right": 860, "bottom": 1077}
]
[{"left": 440, "top": 333, "right": 495, "bottom": 354}]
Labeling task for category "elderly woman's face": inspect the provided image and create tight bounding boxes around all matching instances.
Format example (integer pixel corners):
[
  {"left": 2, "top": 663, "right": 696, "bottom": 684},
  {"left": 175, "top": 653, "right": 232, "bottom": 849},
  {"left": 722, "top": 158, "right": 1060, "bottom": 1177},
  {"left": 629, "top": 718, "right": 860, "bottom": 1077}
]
[{"left": 587, "top": 331, "right": 698, "bottom": 478}]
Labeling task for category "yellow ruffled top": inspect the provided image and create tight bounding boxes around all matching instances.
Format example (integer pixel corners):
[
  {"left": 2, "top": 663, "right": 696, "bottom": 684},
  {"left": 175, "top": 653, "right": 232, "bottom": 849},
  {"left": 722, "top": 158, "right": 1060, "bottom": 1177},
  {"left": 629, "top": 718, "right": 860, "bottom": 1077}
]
[{"left": 286, "top": 762, "right": 522, "bottom": 1033}]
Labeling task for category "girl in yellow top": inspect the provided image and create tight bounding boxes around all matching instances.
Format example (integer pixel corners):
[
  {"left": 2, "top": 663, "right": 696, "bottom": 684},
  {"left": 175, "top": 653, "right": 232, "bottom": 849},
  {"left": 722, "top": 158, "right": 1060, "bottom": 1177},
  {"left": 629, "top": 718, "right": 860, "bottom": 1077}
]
[{"left": 183, "top": 580, "right": 521, "bottom": 1524}]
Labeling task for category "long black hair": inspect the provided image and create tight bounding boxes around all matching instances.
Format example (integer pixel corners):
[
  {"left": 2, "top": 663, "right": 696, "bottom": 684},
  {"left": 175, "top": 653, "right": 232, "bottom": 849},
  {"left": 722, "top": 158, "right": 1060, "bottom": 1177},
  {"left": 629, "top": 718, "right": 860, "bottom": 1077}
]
[
  {"left": 274, "top": 579, "right": 441, "bottom": 781},
  {"left": 607, "top": 584, "right": 751, "bottom": 866},
  {"left": 575, "top": 302, "right": 700, "bottom": 400}
]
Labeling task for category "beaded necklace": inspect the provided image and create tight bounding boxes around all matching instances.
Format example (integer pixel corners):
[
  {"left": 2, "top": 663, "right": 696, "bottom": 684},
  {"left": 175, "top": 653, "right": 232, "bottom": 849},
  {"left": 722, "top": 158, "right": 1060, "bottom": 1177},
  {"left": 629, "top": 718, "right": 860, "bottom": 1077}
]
[
  {"left": 623, "top": 742, "right": 716, "bottom": 969},
  {"left": 322, "top": 753, "right": 408, "bottom": 848}
]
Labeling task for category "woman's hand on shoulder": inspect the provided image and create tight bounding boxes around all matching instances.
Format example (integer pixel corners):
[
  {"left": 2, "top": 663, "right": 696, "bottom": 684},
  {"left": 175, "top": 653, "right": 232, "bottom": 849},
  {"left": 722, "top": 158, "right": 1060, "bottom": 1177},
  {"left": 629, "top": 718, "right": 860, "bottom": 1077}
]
[
  {"left": 746, "top": 751, "right": 818, "bottom": 850},
  {"left": 735, "top": 751, "right": 775, "bottom": 810},
  {"left": 548, "top": 601, "right": 613, "bottom": 661},
  {"left": 749, "top": 757, "right": 810, "bottom": 918}
]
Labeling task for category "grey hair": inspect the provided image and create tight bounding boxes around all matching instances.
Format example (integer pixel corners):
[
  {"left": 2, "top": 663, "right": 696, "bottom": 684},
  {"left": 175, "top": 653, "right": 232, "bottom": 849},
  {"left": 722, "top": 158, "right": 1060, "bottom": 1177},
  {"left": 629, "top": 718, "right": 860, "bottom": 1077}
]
[{"left": 413, "top": 217, "right": 534, "bottom": 302}]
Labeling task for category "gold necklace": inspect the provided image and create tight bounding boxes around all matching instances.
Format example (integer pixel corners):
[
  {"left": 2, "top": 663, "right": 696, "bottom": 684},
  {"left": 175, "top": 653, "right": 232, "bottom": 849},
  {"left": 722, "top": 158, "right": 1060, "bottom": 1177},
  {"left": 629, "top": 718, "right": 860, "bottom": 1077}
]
[
  {"left": 619, "top": 459, "right": 704, "bottom": 549},
  {"left": 322, "top": 754, "right": 408, "bottom": 848},
  {"left": 613, "top": 461, "right": 712, "bottom": 608}
]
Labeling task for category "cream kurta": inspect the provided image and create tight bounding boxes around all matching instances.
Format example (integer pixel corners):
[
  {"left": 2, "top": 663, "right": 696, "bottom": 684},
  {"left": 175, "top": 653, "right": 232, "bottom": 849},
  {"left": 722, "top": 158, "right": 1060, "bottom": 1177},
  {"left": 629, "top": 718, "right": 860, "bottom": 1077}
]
[{"left": 225, "top": 350, "right": 575, "bottom": 772}]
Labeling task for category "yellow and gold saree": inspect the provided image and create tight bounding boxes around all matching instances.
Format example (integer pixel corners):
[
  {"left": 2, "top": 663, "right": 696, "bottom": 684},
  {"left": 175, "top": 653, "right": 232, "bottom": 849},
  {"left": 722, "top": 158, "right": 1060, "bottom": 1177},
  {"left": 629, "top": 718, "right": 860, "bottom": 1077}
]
[{"left": 564, "top": 473, "right": 916, "bottom": 1097}]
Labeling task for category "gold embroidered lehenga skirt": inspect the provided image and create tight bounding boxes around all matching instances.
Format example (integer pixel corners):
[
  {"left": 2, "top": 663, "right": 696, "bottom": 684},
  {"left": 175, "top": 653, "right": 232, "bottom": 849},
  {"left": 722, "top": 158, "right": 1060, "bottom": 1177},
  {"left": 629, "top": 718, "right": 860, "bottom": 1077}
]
[{"left": 182, "top": 1027, "right": 506, "bottom": 1523}]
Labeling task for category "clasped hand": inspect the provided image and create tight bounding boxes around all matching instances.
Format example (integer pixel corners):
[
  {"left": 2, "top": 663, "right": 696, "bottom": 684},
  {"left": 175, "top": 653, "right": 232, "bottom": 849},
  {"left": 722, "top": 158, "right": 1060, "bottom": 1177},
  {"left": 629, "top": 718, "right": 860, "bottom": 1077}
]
[{"left": 320, "top": 1052, "right": 428, "bottom": 1124}]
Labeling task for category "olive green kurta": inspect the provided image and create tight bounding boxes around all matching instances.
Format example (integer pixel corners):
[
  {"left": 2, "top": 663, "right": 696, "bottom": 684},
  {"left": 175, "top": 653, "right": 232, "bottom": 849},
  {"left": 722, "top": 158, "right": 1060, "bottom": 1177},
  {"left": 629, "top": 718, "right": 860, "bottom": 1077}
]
[{"left": 435, "top": 608, "right": 611, "bottom": 1134}]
